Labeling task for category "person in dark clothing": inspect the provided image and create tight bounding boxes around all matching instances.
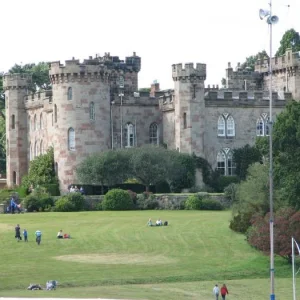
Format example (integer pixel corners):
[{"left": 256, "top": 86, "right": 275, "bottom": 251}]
[{"left": 15, "top": 224, "right": 21, "bottom": 241}]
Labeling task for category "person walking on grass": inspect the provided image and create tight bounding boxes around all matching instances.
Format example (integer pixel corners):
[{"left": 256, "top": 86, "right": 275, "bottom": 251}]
[
  {"left": 15, "top": 224, "right": 21, "bottom": 241},
  {"left": 221, "top": 284, "right": 229, "bottom": 300},
  {"left": 23, "top": 229, "right": 28, "bottom": 242},
  {"left": 35, "top": 230, "right": 42, "bottom": 245},
  {"left": 213, "top": 284, "right": 220, "bottom": 300}
]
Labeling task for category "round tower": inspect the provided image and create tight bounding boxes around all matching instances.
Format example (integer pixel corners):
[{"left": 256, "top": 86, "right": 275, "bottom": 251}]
[
  {"left": 172, "top": 62, "right": 206, "bottom": 156},
  {"left": 4, "top": 74, "right": 31, "bottom": 186},
  {"left": 49, "top": 58, "right": 113, "bottom": 191}
]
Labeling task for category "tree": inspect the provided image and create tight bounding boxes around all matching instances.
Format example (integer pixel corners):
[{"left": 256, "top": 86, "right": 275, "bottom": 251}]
[
  {"left": 240, "top": 50, "right": 268, "bottom": 71},
  {"left": 248, "top": 208, "right": 300, "bottom": 261},
  {"left": 9, "top": 62, "right": 51, "bottom": 92},
  {"left": 233, "top": 144, "right": 262, "bottom": 181},
  {"left": 276, "top": 29, "right": 300, "bottom": 57},
  {"left": 272, "top": 101, "right": 300, "bottom": 209}
]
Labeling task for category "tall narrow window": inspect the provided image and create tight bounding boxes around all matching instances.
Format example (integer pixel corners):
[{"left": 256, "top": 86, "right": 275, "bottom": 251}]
[
  {"left": 12, "top": 171, "right": 17, "bottom": 185},
  {"left": 68, "top": 128, "right": 75, "bottom": 151},
  {"left": 40, "top": 140, "right": 43, "bottom": 155},
  {"left": 89, "top": 102, "right": 95, "bottom": 121},
  {"left": 11, "top": 114, "right": 15, "bottom": 130},
  {"left": 227, "top": 116, "right": 235, "bottom": 136},
  {"left": 265, "top": 117, "right": 270, "bottom": 136},
  {"left": 256, "top": 117, "right": 264, "bottom": 136},
  {"left": 217, "top": 116, "right": 225, "bottom": 136},
  {"left": 227, "top": 151, "right": 236, "bottom": 175},
  {"left": 54, "top": 104, "right": 57, "bottom": 123},
  {"left": 40, "top": 113, "right": 43, "bottom": 129},
  {"left": 34, "top": 114, "right": 37, "bottom": 131},
  {"left": 149, "top": 123, "right": 158, "bottom": 144},
  {"left": 126, "top": 123, "right": 134, "bottom": 147},
  {"left": 217, "top": 151, "right": 226, "bottom": 175},
  {"left": 67, "top": 87, "right": 72, "bottom": 100},
  {"left": 29, "top": 143, "right": 32, "bottom": 161},
  {"left": 183, "top": 112, "right": 187, "bottom": 129}
]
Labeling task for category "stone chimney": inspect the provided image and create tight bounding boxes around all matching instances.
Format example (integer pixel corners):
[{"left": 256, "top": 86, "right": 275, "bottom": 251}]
[{"left": 150, "top": 80, "right": 160, "bottom": 97}]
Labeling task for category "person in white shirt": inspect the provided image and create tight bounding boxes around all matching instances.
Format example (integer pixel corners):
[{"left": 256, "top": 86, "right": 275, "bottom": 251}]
[
  {"left": 213, "top": 284, "right": 220, "bottom": 300},
  {"left": 35, "top": 230, "right": 42, "bottom": 245},
  {"left": 57, "top": 229, "right": 63, "bottom": 239}
]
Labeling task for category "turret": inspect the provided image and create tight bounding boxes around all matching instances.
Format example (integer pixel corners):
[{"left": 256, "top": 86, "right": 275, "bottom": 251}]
[
  {"left": 4, "top": 73, "right": 31, "bottom": 186},
  {"left": 172, "top": 63, "right": 206, "bottom": 156}
]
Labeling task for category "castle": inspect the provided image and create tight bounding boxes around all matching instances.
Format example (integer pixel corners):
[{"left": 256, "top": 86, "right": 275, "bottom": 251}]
[{"left": 3, "top": 49, "right": 300, "bottom": 192}]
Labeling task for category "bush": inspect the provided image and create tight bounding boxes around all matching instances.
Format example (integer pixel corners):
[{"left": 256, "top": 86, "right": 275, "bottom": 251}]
[
  {"left": 54, "top": 197, "right": 75, "bottom": 212},
  {"left": 201, "top": 198, "right": 223, "bottom": 210},
  {"left": 185, "top": 195, "right": 202, "bottom": 210},
  {"left": 224, "top": 183, "right": 237, "bottom": 207},
  {"left": 23, "top": 195, "right": 40, "bottom": 212},
  {"left": 41, "top": 183, "right": 60, "bottom": 196},
  {"left": 229, "top": 212, "right": 253, "bottom": 233},
  {"left": 102, "top": 189, "right": 133, "bottom": 211},
  {"left": 65, "top": 193, "right": 85, "bottom": 211}
]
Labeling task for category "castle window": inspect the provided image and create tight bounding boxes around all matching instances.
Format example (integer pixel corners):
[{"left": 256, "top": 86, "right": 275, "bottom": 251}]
[
  {"left": 34, "top": 114, "right": 37, "bottom": 131},
  {"left": 226, "top": 116, "right": 235, "bottom": 136},
  {"left": 29, "top": 143, "right": 32, "bottom": 161},
  {"left": 149, "top": 123, "right": 159, "bottom": 145},
  {"left": 183, "top": 112, "right": 187, "bottom": 129},
  {"left": 125, "top": 123, "right": 135, "bottom": 147},
  {"left": 89, "top": 102, "right": 95, "bottom": 121},
  {"left": 54, "top": 105, "right": 57, "bottom": 123},
  {"left": 40, "top": 140, "right": 43, "bottom": 155},
  {"left": 217, "top": 149, "right": 235, "bottom": 176},
  {"left": 68, "top": 127, "right": 75, "bottom": 151},
  {"left": 34, "top": 141, "right": 39, "bottom": 157},
  {"left": 12, "top": 171, "right": 17, "bottom": 185},
  {"left": 40, "top": 113, "right": 43, "bottom": 129},
  {"left": 217, "top": 116, "right": 225, "bottom": 136},
  {"left": 218, "top": 114, "right": 235, "bottom": 137},
  {"left": 256, "top": 115, "right": 269, "bottom": 136},
  {"left": 11, "top": 114, "right": 15, "bottom": 130},
  {"left": 67, "top": 87, "right": 72, "bottom": 100}
]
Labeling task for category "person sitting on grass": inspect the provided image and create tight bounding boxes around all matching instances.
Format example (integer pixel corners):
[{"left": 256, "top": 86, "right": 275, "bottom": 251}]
[
  {"left": 57, "top": 229, "right": 63, "bottom": 239},
  {"left": 147, "top": 218, "right": 153, "bottom": 226},
  {"left": 156, "top": 218, "right": 163, "bottom": 226}
]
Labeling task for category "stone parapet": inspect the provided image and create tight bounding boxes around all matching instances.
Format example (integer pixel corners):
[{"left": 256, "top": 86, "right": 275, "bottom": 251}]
[
  {"left": 172, "top": 63, "right": 206, "bottom": 81},
  {"left": 3, "top": 73, "right": 31, "bottom": 90}
]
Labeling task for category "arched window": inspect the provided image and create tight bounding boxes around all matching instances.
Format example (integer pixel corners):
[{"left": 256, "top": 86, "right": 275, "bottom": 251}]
[
  {"left": 217, "top": 151, "right": 226, "bottom": 175},
  {"left": 29, "top": 143, "right": 32, "bottom": 161},
  {"left": 11, "top": 114, "right": 15, "bottom": 130},
  {"left": 183, "top": 112, "right": 187, "bottom": 129},
  {"left": 149, "top": 123, "right": 158, "bottom": 144},
  {"left": 34, "top": 114, "right": 37, "bottom": 131},
  {"left": 68, "top": 128, "right": 75, "bottom": 151},
  {"left": 40, "top": 140, "right": 43, "bottom": 155},
  {"left": 54, "top": 104, "right": 57, "bottom": 123},
  {"left": 12, "top": 171, "right": 17, "bottom": 185},
  {"left": 67, "top": 87, "right": 72, "bottom": 100},
  {"left": 265, "top": 117, "right": 270, "bottom": 136},
  {"left": 217, "top": 116, "right": 225, "bottom": 136},
  {"left": 126, "top": 123, "right": 134, "bottom": 147},
  {"left": 34, "top": 141, "right": 39, "bottom": 157},
  {"left": 217, "top": 149, "right": 236, "bottom": 176},
  {"left": 40, "top": 113, "right": 43, "bottom": 129},
  {"left": 226, "top": 116, "right": 235, "bottom": 136},
  {"left": 89, "top": 102, "right": 95, "bottom": 121},
  {"left": 256, "top": 114, "right": 269, "bottom": 136}
]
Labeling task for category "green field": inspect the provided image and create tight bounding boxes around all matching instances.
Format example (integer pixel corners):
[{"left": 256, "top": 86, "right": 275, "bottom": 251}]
[{"left": 0, "top": 211, "right": 294, "bottom": 299}]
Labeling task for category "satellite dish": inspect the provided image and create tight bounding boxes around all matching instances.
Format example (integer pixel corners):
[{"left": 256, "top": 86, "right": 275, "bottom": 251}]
[
  {"left": 259, "top": 9, "right": 270, "bottom": 20},
  {"left": 267, "top": 15, "right": 279, "bottom": 24}
]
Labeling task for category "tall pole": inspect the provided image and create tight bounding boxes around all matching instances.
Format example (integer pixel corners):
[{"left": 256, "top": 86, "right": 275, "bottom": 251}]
[
  {"left": 111, "top": 102, "right": 114, "bottom": 150},
  {"left": 120, "top": 92, "right": 124, "bottom": 148},
  {"left": 292, "top": 237, "right": 296, "bottom": 300},
  {"left": 269, "top": 1, "right": 275, "bottom": 299}
]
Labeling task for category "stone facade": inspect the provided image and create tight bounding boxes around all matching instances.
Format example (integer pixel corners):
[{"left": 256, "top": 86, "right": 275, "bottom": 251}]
[{"left": 3, "top": 49, "right": 300, "bottom": 191}]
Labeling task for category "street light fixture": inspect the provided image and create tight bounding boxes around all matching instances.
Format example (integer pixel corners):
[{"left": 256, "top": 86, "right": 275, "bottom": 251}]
[
  {"left": 259, "top": 3, "right": 278, "bottom": 300},
  {"left": 119, "top": 75, "right": 124, "bottom": 149}
]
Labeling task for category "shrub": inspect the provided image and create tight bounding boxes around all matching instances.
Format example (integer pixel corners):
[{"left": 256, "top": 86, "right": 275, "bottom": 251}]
[
  {"left": 102, "top": 189, "right": 133, "bottom": 211},
  {"left": 127, "top": 190, "right": 137, "bottom": 205},
  {"left": 54, "top": 197, "right": 75, "bottom": 212},
  {"left": 41, "top": 183, "right": 60, "bottom": 196},
  {"left": 23, "top": 195, "right": 40, "bottom": 212},
  {"left": 201, "top": 198, "right": 223, "bottom": 210},
  {"left": 229, "top": 212, "right": 253, "bottom": 233},
  {"left": 66, "top": 193, "right": 85, "bottom": 211},
  {"left": 185, "top": 195, "right": 202, "bottom": 210},
  {"left": 224, "top": 183, "right": 238, "bottom": 207}
]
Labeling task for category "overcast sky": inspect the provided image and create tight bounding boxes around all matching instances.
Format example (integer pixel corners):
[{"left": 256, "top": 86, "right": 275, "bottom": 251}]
[{"left": 1, "top": 0, "right": 299, "bottom": 90}]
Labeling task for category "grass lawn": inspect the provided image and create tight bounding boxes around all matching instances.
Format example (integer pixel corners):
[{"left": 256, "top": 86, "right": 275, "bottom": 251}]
[{"left": 0, "top": 210, "right": 293, "bottom": 299}]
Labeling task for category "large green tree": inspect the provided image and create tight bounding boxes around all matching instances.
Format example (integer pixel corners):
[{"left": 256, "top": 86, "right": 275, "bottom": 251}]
[
  {"left": 276, "top": 29, "right": 300, "bottom": 56},
  {"left": 9, "top": 62, "right": 51, "bottom": 92},
  {"left": 240, "top": 50, "right": 268, "bottom": 71}
]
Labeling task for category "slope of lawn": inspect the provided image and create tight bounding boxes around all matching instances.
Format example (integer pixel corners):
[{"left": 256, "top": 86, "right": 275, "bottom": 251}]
[{"left": 0, "top": 210, "right": 292, "bottom": 296}]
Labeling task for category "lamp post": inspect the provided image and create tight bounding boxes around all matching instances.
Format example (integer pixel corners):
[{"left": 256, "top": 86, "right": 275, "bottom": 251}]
[
  {"left": 119, "top": 75, "right": 124, "bottom": 149},
  {"left": 259, "top": 4, "right": 278, "bottom": 300}
]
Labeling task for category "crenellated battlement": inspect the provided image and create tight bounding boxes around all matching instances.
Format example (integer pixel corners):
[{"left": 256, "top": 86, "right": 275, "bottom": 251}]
[
  {"left": 50, "top": 52, "right": 141, "bottom": 84},
  {"left": 205, "top": 90, "right": 291, "bottom": 106},
  {"left": 255, "top": 48, "right": 300, "bottom": 73},
  {"left": 24, "top": 90, "right": 52, "bottom": 110},
  {"left": 206, "top": 84, "right": 219, "bottom": 91},
  {"left": 3, "top": 73, "right": 31, "bottom": 90},
  {"left": 172, "top": 63, "right": 206, "bottom": 81}
]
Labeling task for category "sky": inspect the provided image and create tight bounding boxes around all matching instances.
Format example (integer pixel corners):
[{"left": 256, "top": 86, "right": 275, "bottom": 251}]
[{"left": 1, "top": 0, "right": 299, "bottom": 90}]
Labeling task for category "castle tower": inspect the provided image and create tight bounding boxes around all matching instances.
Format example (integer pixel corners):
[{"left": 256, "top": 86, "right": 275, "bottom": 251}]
[
  {"left": 172, "top": 63, "right": 206, "bottom": 156},
  {"left": 4, "top": 74, "right": 31, "bottom": 186},
  {"left": 49, "top": 58, "right": 113, "bottom": 191}
]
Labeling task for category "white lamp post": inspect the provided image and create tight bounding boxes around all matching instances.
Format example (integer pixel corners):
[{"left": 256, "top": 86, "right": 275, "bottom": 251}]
[
  {"left": 119, "top": 75, "right": 124, "bottom": 149},
  {"left": 259, "top": 3, "right": 278, "bottom": 300}
]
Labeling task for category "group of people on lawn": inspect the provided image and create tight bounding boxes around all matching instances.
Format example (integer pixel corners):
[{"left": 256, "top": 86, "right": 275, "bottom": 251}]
[
  {"left": 147, "top": 218, "right": 168, "bottom": 226},
  {"left": 14, "top": 225, "right": 70, "bottom": 244},
  {"left": 213, "top": 284, "right": 229, "bottom": 300}
]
